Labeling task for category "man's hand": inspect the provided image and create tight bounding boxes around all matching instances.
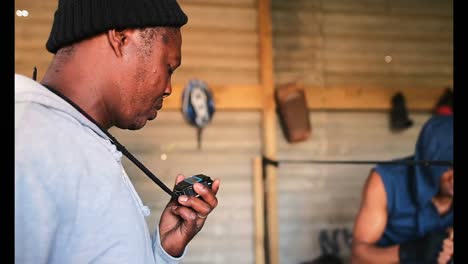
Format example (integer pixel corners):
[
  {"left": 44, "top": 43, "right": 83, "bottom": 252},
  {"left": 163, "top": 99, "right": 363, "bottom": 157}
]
[
  {"left": 438, "top": 227, "right": 453, "bottom": 264},
  {"left": 158, "top": 174, "right": 220, "bottom": 257}
]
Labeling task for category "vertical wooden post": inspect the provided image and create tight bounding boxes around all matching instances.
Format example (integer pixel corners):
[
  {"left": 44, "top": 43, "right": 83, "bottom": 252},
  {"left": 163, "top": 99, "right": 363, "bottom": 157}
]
[
  {"left": 253, "top": 156, "right": 265, "bottom": 264},
  {"left": 258, "top": 0, "right": 279, "bottom": 263}
]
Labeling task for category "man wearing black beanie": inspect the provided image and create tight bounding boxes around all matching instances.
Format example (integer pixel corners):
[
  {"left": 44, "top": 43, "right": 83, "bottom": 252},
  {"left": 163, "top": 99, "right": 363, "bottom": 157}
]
[{"left": 15, "top": 0, "right": 221, "bottom": 263}]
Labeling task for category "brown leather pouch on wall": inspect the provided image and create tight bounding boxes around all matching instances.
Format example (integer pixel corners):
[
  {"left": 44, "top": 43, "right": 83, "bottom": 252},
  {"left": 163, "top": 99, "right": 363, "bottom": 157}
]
[{"left": 275, "top": 83, "right": 311, "bottom": 143}]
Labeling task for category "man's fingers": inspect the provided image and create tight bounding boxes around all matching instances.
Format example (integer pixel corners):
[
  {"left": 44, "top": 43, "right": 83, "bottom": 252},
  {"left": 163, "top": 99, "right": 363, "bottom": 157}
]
[
  {"left": 172, "top": 176, "right": 219, "bottom": 221},
  {"left": 171, "top": 205, "right": 198, "bottom": 227},
  {"left": 211, "top": 178, "right": 221, "bottom": 195},
  {"left": 170, "top": 204, "right": 207, "bottom": 232},
  {"left": 174, "top": 174, "right": 185, "bottom": 186},
  {"left": 176, "top": 179, "right": 220, "bottom": 218},
  {"left": 177, "top": 193, "right": 213, "bottom": 218},
  {"left": 193, "top": 182, "right": 219, "bottom": 209}
]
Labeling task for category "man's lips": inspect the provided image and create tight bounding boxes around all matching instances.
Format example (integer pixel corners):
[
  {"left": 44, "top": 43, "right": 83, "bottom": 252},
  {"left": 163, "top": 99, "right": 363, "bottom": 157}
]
[
  {"left": 148, "top": 101, "right": 163, "bottom": 120},
  {"left": 155, "top": 99, "right": 163, "bottom": 110}
]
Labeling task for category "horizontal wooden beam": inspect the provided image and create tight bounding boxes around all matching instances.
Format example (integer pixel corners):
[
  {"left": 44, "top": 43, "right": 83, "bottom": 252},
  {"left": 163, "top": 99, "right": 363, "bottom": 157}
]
[
  {"left": 164, "top": 85, "right": 448, "bottom": 111},
  {"left": 163, "top": 84, "right": 263, "bottom": 110},
  {"left": 304, "top": 86, "right": 449, "bottom": 111}
]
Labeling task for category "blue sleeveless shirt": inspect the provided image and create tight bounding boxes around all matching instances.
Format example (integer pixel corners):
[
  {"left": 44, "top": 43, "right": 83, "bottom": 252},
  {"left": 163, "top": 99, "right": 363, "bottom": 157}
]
[{"left": 375, "top": 116, "right": 453, "bottom": 247}]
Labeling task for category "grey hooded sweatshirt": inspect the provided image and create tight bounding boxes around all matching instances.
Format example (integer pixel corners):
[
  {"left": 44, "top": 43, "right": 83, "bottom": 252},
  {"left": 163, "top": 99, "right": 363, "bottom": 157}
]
[{"left": 15, "top": 74, "right": 186, "bottom": 264}]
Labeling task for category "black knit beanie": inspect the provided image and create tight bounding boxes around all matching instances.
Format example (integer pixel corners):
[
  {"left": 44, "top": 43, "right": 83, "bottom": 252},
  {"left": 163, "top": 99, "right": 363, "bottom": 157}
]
[{"left": 46, "top": 0, "right": 188, "bottom": 54}]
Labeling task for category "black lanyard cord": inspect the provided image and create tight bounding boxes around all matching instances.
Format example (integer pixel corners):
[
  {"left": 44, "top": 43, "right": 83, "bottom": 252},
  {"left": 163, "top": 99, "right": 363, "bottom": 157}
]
[{"left": 41, "top": 84, "right": 177, "bottom": 199}]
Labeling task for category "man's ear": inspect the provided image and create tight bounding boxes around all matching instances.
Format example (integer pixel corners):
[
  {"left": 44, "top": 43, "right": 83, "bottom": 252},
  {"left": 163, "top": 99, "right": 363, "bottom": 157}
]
[{"left": 107, "top": 29, "right": 132, "bottom": 57}]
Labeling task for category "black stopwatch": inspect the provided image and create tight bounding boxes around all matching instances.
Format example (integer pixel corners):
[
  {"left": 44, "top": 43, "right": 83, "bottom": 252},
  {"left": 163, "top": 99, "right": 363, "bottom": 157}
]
[{"left": 173, "top": 174, "right": 213, "bottom": 197}]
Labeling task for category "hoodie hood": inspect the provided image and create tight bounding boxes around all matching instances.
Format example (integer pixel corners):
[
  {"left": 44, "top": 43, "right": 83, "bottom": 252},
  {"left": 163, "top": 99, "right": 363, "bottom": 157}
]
[
  {"left": 412, "top": 115, "right": 453, "bottom": 208},
  {"left": 377, "top": 115, "right": 453, "bottom": 208},
  {"left": 15, "top": 73, "right": 110, "bottom": 141}
]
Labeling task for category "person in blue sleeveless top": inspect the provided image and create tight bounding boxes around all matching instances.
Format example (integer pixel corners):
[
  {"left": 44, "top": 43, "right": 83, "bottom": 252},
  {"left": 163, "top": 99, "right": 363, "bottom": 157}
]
[{"left": 351, "top": 115, "right": 453, "bottom": 264}]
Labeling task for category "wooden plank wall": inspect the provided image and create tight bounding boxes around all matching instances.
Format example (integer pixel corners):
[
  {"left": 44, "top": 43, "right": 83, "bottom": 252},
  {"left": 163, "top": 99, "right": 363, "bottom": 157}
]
[
  {"left": 272, "top": 0, "right": 453, "bottom": 110},
  {"left": 15, "top": 0, "right": 452, "bottom": 111},
  {"left": 175, "top": 0, "right": 259, "bottom": 86},
  {"left": 15, "top": 0, "right": 56, "bottom": 79}
]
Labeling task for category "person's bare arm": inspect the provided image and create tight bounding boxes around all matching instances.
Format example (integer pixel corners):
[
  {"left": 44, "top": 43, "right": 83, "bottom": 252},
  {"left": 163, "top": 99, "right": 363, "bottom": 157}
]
[{"left": 351, "top": 169, "right": 399, "bottom": 264}]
